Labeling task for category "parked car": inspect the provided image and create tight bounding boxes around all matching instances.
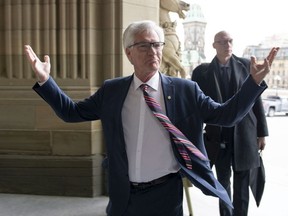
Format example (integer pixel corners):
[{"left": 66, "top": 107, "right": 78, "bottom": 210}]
[{"left": 262, "top": 95, "right": 288, "bottom": 117}]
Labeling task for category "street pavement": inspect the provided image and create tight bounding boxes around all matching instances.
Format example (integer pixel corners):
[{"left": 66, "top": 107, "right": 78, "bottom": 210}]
[{"left": 0, "top": 115, "right": 287, "bottom": 216}]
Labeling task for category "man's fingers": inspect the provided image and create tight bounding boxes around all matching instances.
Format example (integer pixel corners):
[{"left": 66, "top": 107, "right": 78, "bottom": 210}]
[
  {"left": 44, "top": 55, "right": 50, "bottom": 64},
  {"left": 24, "top": 45, "right": 37, "bottom": 64},
  {"left": 264, "top": 58, "right": 270, "bottom": 74},
  {"left": 29, "top": 46, "right": 40, "bottom": 61},
  {"left": 24, "top": 45, "right": 51, "bottom": 68},
  {"left": 250, "top": 56, "right": 257, "bottom": 72},
  {"left": 250, "top": 47, "right": 279, "bottom": 84},
  {"left": 250, "top": 55, "right": 256, "bottom": 65},
  {"left": 267, "top": 47, "right": 280, "bottom": 65}
]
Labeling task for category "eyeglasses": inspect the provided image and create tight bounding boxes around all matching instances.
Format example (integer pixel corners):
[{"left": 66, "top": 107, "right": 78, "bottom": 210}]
[
  {"left": 214, "top": 39, "right": 233, "bottom": 45},
  {"left": 128, "top": 42, "right": 165, "bottom": 51}
]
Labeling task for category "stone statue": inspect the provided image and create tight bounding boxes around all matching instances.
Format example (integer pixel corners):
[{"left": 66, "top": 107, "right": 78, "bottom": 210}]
[{"left": 160, "top": 0, "right": 190, "bottom": 78}]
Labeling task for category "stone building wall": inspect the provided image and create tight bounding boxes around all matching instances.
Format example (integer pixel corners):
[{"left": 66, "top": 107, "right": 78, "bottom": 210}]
[{"left": 0, "top": 0, "right": 159, "bottom": 197}]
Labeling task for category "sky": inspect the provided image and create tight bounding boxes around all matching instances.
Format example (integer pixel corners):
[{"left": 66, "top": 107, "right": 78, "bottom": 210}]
[{"left": 170, "top": 0, "right": 288, "bottom": 61}]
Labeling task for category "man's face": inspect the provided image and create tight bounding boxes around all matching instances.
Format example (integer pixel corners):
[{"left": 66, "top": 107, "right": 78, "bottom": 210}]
[
  {"left": 213, "top": 32, "right": 233, "bottom": 60},
  {"left": 125, "top": 30, "right": 163, "bottom": 81}
]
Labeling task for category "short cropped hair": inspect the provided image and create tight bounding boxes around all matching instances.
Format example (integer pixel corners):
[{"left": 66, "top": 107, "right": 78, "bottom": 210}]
[{"left": 122, "top": 20, "right": 165, "bottom": 49}]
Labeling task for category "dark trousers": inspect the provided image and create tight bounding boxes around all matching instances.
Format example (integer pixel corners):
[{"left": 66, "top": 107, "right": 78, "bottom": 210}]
[
  {"left": 121, "top": 173, "right": 183, "bottom": 216},
  {"left": 215, "top": 141, "right": 250, "bottom": 216}
]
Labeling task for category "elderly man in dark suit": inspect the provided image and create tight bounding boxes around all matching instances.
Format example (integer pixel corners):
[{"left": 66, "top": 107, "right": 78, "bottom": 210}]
[
  {"left": 192, "top": 31, "right": 270, "bottom": 216},
  {"left": 24, "top": 20, "right": 278, "bottom": 216}
]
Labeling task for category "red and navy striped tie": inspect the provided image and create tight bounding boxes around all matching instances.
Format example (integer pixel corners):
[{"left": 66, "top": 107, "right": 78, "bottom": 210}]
[{"left": 140, "top": 84, "right": 208, "bottom": 170}]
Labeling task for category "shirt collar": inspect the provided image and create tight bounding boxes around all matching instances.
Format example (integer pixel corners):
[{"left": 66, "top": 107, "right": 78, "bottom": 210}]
[
  {"left": 133, "top": 72, "right": 160, "bottom": 91},
  {"left": 220, "top": 60, "right": 230, "bottom": 68}
]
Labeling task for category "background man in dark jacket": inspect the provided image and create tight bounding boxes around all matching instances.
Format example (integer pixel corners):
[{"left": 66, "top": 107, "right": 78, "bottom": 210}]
[{"left": 192, "top": 31, "right": 269, "bottom": 216}]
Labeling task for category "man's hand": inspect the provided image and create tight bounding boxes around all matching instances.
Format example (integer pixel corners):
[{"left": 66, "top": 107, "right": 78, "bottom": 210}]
[
  {"left": 250, "top": 47, "right": 280, "bottom": 85},
  {"left": 258, "top": 137, "right": 266, "bottom": 151},
  {"left": 24, "top": 45, "right": 51, "bottom": 83}
]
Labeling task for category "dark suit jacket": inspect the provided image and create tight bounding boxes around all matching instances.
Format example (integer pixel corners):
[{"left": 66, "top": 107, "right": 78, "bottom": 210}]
[
  {"left": 33, "top": 72, "right": 266, "bottom": 215},
  {"left": 192, "top": 55, "right": 268, "bottom": 171}
]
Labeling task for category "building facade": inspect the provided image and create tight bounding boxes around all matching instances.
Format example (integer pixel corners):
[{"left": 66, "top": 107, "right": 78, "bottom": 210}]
[
  {"left": 243, "top": 33, "right": 288, "bottom": 96},
  {"left": 0, "top": 0, "right": 160, "bottom": 197},
  {"left": 181, "top": 3, "right": 207, "bottom": 77}
]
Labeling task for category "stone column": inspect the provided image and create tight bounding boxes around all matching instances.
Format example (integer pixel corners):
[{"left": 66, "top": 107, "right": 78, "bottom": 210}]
[{"left": 0, "top": 0, "right": 159, "bottom": 197}]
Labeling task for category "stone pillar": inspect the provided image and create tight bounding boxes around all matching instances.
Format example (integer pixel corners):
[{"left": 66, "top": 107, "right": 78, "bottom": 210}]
[{"left": 0, "top": 0, "right": 159, "bottom": 197}]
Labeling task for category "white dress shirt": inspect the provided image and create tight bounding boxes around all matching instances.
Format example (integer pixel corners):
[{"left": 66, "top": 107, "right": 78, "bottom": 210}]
[{"left": 122, "top": 72, "right": 179, "bottom": 183}]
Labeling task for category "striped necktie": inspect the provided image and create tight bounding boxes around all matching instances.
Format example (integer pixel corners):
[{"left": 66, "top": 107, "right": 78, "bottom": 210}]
[{"left": 140, "top": 84, "right": 208, "bottom": 170}]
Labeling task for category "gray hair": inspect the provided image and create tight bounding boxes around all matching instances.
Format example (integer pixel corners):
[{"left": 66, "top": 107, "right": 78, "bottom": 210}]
[{"left": 122, "top": 20, "right": 165, "bottom": 49}]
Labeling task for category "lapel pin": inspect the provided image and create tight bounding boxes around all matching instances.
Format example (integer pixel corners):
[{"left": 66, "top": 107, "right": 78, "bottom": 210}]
[{"left": 167, "top": 96, "right": 171, "bottom": 100}]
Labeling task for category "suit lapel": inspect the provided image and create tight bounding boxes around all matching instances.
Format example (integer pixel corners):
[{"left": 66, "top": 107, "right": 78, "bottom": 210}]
[
  {"left": 207, "top": 61, "right": 224, "bottom": 103},
  {"left": 231, "top": 58, "right": 249, "bottom": 88},
  {"left": 160, "top": 73, "right": 175, "bottom": 123},
  {"left": 119, "top": 75, "right": 133, "bottom": 104},
  {"left": 116, "top": 75, "right": 133, "bottom": 150}
]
